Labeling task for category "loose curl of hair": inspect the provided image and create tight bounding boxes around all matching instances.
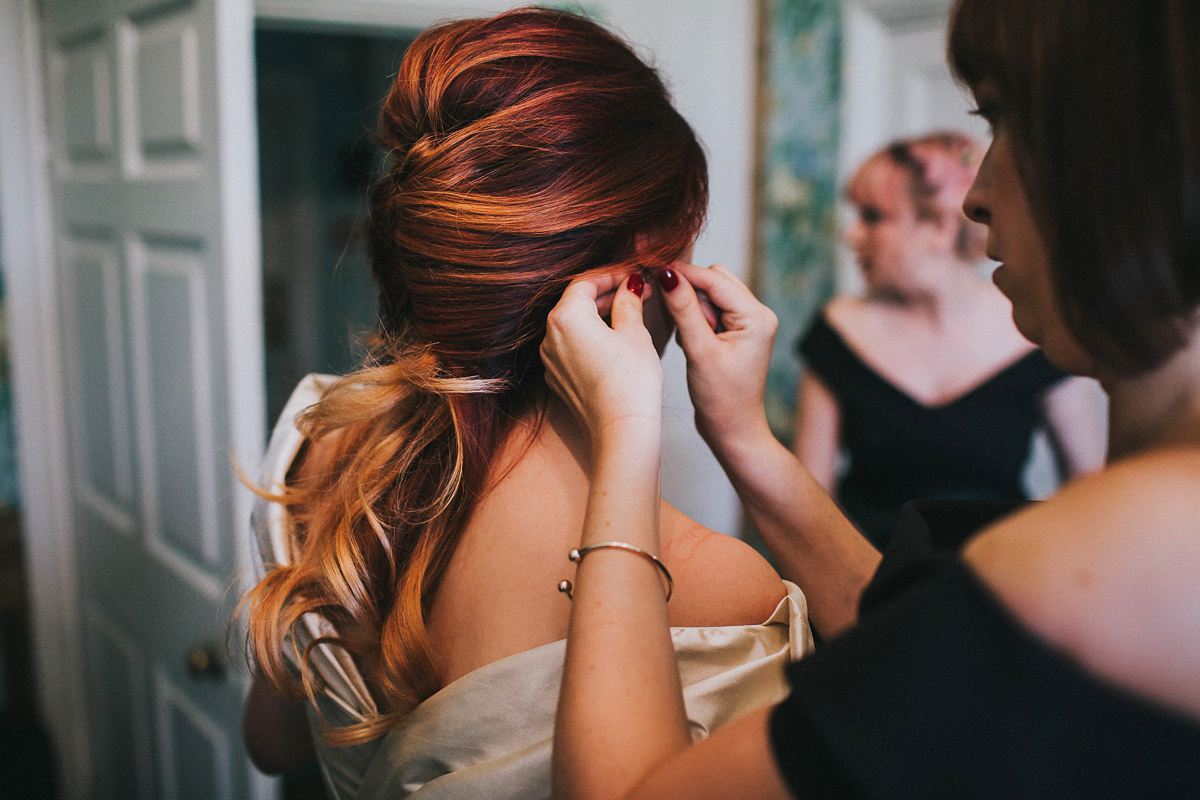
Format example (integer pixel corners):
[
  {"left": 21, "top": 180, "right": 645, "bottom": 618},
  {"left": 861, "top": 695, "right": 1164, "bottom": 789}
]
[{"left": 241, "top": 7, "right": 707, "bottom": 745}]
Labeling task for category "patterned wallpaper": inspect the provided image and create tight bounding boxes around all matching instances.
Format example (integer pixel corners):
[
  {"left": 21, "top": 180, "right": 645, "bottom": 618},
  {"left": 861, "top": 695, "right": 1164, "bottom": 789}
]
[{"left": 755, "top": 0, "right": 842, "bottom": 440}]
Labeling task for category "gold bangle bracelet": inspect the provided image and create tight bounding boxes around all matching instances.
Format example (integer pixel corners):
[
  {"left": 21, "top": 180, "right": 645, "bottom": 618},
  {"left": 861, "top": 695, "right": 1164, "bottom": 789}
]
[{"left": 557, "top": 541, "right": 674, "bottom": 602}]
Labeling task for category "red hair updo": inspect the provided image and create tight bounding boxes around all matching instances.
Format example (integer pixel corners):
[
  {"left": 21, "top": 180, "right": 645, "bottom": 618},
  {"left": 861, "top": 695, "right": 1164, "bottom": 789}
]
[{"left": 369, "top": 7, "right": 707, "bottom": 384}]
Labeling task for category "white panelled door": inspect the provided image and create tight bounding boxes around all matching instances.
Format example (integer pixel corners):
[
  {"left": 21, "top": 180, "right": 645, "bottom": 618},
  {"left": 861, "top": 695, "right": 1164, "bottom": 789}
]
[{"left": 39, "top": 0, "right": 265, "bottom": 797}]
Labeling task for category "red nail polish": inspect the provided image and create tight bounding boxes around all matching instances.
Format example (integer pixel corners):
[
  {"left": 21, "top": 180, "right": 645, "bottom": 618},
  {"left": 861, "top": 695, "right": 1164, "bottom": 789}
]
[
  {"left": 659, "top": 268, "right": 679, "bottom": 292},
  {"left": 627, "top": 272, "right": 644, "bottom": 295}
]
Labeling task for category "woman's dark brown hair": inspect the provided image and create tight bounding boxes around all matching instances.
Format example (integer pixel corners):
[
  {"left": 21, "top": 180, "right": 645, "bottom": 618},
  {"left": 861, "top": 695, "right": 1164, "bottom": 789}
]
[
  {"left": 242, "top": 6, "right": 707, "bottom": 743},
  {"left": 950, "top": 0, "right": 1200, "bottom": 374}
]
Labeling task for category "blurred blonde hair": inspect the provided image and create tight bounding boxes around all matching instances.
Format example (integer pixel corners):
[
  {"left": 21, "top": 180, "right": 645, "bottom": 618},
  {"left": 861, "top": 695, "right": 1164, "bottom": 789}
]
[{"left": 856, "top": 130, "right": 987, "bottom": 262}]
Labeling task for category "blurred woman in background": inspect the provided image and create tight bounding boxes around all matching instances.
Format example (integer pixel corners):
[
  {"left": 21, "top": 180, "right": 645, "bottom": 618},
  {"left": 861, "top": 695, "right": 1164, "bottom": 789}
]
[{"left": 793, "top": 131, "right": 1104, "bottom": 547}]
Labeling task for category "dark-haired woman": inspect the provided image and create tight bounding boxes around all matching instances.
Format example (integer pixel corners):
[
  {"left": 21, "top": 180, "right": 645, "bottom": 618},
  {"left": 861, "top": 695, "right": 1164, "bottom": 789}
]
[
  {"left": 239, "top": 8, "right": 810, "bottom": 800},
  {"left": 543, "top": 0, "right": 1200, "bottom": 796},
  {"left": 794, "top": 131, "right": 1103, "bottom": 548}
]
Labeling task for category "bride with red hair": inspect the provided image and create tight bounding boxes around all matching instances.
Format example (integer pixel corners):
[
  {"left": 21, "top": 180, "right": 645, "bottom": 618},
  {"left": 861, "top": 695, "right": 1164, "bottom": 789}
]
[{"left": 239, "top": 8, "right": 809, "bottom": 799}]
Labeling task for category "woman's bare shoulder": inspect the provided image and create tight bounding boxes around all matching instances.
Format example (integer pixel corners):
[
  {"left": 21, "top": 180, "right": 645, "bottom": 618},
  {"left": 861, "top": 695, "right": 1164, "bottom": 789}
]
[
  {"left": 823, "top": 294, "right": 872, "bottom": 331},
  {"left": 659, "top": 501, "right": 787, "bottom": 628},
  {"left": 964, "top": 450, "right": 1200, "bottom": 718}
]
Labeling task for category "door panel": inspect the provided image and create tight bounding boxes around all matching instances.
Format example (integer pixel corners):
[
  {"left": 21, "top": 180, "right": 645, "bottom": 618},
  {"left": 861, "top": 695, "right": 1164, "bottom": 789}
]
[
  {"left": 85, "top": 605, "right": 155, "bottom": 800},
  {"left": 59, "top": 38, "right": 115, "bottom": 164},
  {"left": 44, "top": 0, "right": 110, "bottom": 42},
  {"left": 63, "top": 236, "right": 136, "bottom": 519},
  {"left": 43, "top": 0, "right": 261, "bottom": 796},
  {"left": 130, "top": 239, "right": 226, "bottom": 585},
  {"left": 155, "top": 672, "right": 235, "bottom": 800},
  {"left": 121, "top": 9, "right": 203, "bottom": 176}
]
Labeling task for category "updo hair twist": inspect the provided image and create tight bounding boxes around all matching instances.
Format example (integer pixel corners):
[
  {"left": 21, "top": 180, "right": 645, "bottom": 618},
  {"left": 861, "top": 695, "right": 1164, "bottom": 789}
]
[
  {"left": 885, "top": 130, "right": 987, "bottom": 262},
  {"left": 243, "top": 6, "right": 708, "bottom": 745}
]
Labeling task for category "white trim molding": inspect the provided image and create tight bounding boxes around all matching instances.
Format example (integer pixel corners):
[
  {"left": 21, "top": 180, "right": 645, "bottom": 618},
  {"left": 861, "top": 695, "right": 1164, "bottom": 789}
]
[
  {"left": 254, "top": 0, "right": 512, "bottom": 33},
  {"left": 0, "top": 0, "right": 91, "bottom": 796}
]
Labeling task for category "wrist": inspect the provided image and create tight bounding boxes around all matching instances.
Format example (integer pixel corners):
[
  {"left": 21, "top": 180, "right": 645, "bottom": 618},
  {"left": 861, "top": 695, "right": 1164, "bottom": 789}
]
[
  {"left": 698, "top": 410, "right": 774, "bottom": 457},
  {"left": 591, "top": 412, "right": 663, "bottom": 455},
  {"left": 590, "top": 417, "right": 662, "bottom": 483},
  {"left": 585, "top": 421, "right": 663, "bottom": 552}
]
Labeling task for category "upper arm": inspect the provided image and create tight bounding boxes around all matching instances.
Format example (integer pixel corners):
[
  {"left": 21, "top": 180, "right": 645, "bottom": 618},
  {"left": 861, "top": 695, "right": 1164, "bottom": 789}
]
[
  {"left": 791, "top": 370, "right": 841, "bottom": 491},
  {"left": 1041, "top": 376, "right": 1106, "bottom": 478},
  {"left": 660, "top": 502, "right": 786, "bottom": 627},
  {"left": 243, "top": 674, "right": 316, "bottom": 775},
  {"left": 963, "top": 456, "right": 1200, "bottom": 721}
]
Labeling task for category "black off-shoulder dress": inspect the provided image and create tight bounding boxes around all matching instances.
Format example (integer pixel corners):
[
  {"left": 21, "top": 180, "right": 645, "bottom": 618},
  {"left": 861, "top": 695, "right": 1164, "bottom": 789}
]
[
  {"left": 797, "top": 314, "right": 1067, "bottom": 548},
  {"left": 769, "top": 499, "right": 1200, "bottom": 799}
]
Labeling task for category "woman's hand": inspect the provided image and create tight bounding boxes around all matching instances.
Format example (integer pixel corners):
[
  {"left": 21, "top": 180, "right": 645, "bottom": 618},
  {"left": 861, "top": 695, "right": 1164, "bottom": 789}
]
[
  {"left": 542, "top": 271, "right": 664, "bottom": 446},
  {"left": 658, "top": 262, "right": 777, "bottom": 450},
  {"left": 661, "top": 262, "right": 879, "bottom": 636}
]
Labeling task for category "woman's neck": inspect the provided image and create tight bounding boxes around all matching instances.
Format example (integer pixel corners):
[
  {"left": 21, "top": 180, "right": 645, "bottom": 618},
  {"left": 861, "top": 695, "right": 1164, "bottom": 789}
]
[
  {"left": 876, "top": 262, "right": 996, "bottom": 328},
  {"left": 1103, "top": 336, "right": 1200, "bottom": 461},
  {"left": 503, "top": 394, "right": 594, "bottom": 480}
]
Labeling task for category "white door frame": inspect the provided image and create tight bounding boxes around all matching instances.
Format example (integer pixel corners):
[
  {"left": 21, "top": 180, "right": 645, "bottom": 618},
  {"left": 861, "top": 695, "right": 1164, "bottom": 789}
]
[{"left": 0, "top": 1, "right": 90, "bottom": 796}]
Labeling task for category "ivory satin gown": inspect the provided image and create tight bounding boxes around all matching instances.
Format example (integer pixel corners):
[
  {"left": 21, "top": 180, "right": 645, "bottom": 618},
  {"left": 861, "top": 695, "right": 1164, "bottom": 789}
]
[{"left": 253, "top": 375, "right": 814, "bottom": 800}]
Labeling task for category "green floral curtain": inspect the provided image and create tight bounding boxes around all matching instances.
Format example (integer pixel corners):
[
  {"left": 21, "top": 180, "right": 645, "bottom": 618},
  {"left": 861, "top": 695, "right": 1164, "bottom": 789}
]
[
  {"left": 0, "top": 245, "right": 17, "bottom": 510},
  {"left": 755, "top": 0, "right": 842, "bottom": 440}
]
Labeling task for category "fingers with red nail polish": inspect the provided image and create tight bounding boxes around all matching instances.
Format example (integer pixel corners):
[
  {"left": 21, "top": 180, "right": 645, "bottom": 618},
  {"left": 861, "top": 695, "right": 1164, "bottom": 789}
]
[
  {"left": 658, "top": 268, "right": 679, "bottom": 292},
  {"left": 627, "top": 272, "right": 645, "bottom": 295}
]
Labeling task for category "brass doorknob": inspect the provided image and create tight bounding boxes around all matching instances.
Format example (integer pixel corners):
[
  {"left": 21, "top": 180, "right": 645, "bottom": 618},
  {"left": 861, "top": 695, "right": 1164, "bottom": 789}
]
[{"left": 186, "top": 645, "right": 225, "bottom": 680}]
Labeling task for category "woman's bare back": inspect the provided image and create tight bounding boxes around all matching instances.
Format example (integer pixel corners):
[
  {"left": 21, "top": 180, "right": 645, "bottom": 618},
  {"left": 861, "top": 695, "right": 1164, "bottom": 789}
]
[{"left": 426, "top": 399, "right": 786, "bottom": 688}]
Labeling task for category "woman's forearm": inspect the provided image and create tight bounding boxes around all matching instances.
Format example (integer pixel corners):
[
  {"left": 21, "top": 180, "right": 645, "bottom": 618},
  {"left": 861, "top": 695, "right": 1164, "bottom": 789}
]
[
  {"left": 658, "top": 263, "right": 879, "bottom": 638},
  {"left": 553, "top": 422, "right": 691, "bottom": 800},
  {"left": 711, "top": 424, "right": 880, "bottom": 638}
]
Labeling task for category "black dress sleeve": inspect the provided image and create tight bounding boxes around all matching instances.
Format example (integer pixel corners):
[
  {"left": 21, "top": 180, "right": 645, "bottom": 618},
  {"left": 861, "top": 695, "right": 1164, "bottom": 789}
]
[
  {"left": 1009, "top": 347, "right": 1069, "bottom": 396},
  {"left": 768, "top": 502, "right": 1200, "bottom": 799},
  {"left": 796, "top": 312, "right": 853, "bottom": 398}
]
